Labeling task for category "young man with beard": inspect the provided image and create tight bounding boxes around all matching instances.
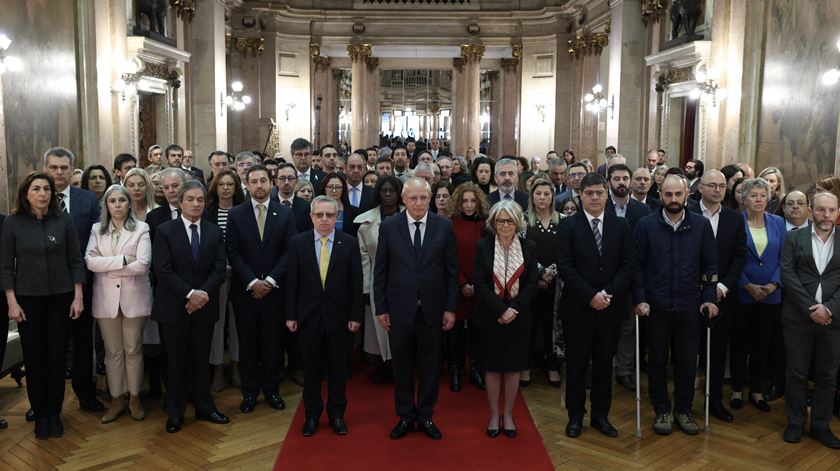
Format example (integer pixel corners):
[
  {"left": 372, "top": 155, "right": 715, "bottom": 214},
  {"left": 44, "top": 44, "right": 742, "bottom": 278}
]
[{"left": 392, "top": 145, "right": 411, "bottom": 181}]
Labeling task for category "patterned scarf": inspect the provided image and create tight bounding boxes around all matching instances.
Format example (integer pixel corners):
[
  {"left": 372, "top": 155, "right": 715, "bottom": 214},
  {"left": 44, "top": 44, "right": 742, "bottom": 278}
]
[{"left": 493, "top": 236, "right": 524, "bottom": 302}]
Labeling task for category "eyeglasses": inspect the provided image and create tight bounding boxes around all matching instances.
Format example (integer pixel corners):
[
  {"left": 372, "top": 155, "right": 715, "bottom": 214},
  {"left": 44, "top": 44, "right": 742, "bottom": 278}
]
[
  {"left": 568, "top": 172, "right": 587, "bottom": 178},
  {"left": 703, "top": 183, "right": 727, "bottom": 190},
  {"left": 276, "top": 176, "right": 298, "bottom": 182},
  {"left": 495, "top": 218, "right": 516, "bottom": 226},
  {"left": 312, "top": 212, "right": 337, "bottom": 219},
  {"left": 325, "top": 185, "right": 343, "bottom": 191}
]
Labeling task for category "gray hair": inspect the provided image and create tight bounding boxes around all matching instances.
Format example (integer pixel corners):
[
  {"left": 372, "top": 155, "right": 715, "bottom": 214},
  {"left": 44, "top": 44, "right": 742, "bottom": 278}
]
[
  {"left": 548, "top": 157, "right": 567, "bottom": 170},
  {"left": 44, "top": 146, "right": 76, "bottom": 167},
  {"left": 452, "top": 156, "right": 470, "bottom": 175},
  {"left": 378, "top": 147, "right": 393, "bottom": 158},
  {"left": 178, "top": 180, "right": 208, "bottom": 203},
  {"left": 413, "top": 163, "right": 433, "bottom": 175},
  {"left": 159, "top": 167, "right": 186, "bottom": 184},
  {"left": 401, "top": 176, "right": 432, "bottom": 195},
  {"left": 99, "top": 185, "right": 138, "bottom": 234},
  {"left": 740, "top": 177, "right": 771, "bottom": 203},
  {"left": 310, "top": 194, "right": 339, "bottom": 213},
  {"left": 486, "top": 200, "right": 526, "bottom": 234},
  {"left": 607, "top": 154, "right": 626, "bottom": 167},
  {"left": 235, "top": 151, "right": 256, "bottom": 164},
  {"left": 812, "top": 192, "right": 839, "bottom": 209},
  {"left": 494, "top": 158, "right": 517, "bottom": 176}
]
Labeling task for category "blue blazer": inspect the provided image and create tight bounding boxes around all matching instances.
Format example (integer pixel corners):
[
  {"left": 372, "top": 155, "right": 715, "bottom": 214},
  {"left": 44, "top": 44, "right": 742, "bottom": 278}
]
[
  {"left": 69, "top": 186, "right": 101, "bottom": 256},
  {"left": 738, "top": 212, "right": 786, "bottom": 304}
]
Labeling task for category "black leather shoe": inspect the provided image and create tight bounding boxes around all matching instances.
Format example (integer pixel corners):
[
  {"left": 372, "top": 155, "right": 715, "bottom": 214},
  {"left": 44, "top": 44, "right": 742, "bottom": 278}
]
[
  {"left": 811, "top": 428, "right": 840, "bottom": 449},
  {"left": 469, "top": 370, "right": 486, "bottom": 390},
  {"left": 709, "top": 402, "right": 734, "bottom": 423},
  {"left": 419, "top": 419, "right": 442, "bottom": 440},
  {"left": 590, "top": 418, "right": 618, "bottom": 437},
  {"left": 390, "top": 418, "right": 415, "bottom": 439},
  {"left": 449, "top": 369, "right": 462, "bottom": 392},
  {"left": 0, "top": 418, "right": 7, "bottom": 429},
  {"left": 196, "top": 410, "right": 230, "bottom": 424},
  {"left": 729, "top": 396, "right": 743, "bottom": 410},
  {"left": 48, "top": 415, "right": 64, "bottom": 438},
  {"left": 616, "top": 375, "right": 636, "bottom": 392},
  {"left": 302, "top": 418, "right": 318, "bottom": 437},
  {"left": 80, "top": 397, "right": 105, "bottom": 413},
  {"left": 565, "top": 418, "right": 583, "bottom": 438},
  {"left": 165, "top": 417, "right": 183, "bottom": 433},
  {"left": 266, "top": 393, "right": 286, "bottom": 411},
  {"left": 330, "top": 417, "right": 348, "bottom": 435},
  {"left": 503, "top": 426, "right": 517, "bottom": 438},
  {"left": 749, "top": 395, "right": 771, "bottom": 412},
  {"left": 764, "top": 385, "right": 784, "bottom": 402},
  {"left": 25, "top": 408, "right": 35, "bottom": 422},
  {"left": 239, "top": 396, "right": 257, "bottom": 413},
  {"left": 783, "top": 424, "right": 803, "bottom": 443},
  {"left": 34, "top": 418, "right": 49, "bottom": 439}
]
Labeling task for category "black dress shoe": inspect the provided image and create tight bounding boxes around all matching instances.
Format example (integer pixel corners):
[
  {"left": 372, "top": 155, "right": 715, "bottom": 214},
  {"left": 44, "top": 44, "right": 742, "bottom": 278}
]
[
  {"left": 565, "top": 418, "right": 583, "bottom": 438},
  {"left": 266, "top": 393, "right": 286, "bottom": 411},
  {"left": 616, "top": 375, "right": 636, "bottom": 392},
  {"left": 390, "top": 418, "right": 415, "bottom": 439},
  {"left": 80, "top": 397, "right": 105, "bottom": 413},
  {"left": 0, "top": 418, "right": 7, "bottom": 429},
  {"left": 239, "top": 396, "right": 257, "bottom": 413},
  {"left": 749, "top": 395, "right": 771, "bottom": 412},
  {"left": 783, "top": 424, "right": 803, "bottom": 443},
  {"left": 811, "top": 428, "right": 840, "bottom": 449},
  {"left": 764, "top": 385, "right": 784, "bottom": 402},
  {"left": 709, "top": 402, "right": 734, "bottom": 423},
  {"left": 449, "top": 369, "right": 462, "bottom": 392},
  {"left": 590, "top": 418, "right": 618, "bottom": 437},
  {"left": 302, "top": 418, "right": 318, "bottom": 437},
  {"left": 503, "top": 427, "right": 517, "bottom": 438},
  {"left": 34, "top": 418, "right": 49, "bottom": 439},
  {"left": 165, "top": 417, "right": 183, "bottom": 433},
  {"left": 48, "top": 415, "right": 64, "bottom": 438},
  {"left": 419, "top": 419, "right": 442, "bottom": 440},
  {"left": 196, "top": 410, "right": 230, "bottom": 424},
  {"left": 25, "top": 408, "right": 35, "bottom": 422},
  {"left": 330, "top": 417, "right": 348, "bottom": 435},
  {"left": 469, "top": 370, "right": 486, "bottom": 390},
  {"left": 729, "top": 396, "right": 743, "bottom": 410}
]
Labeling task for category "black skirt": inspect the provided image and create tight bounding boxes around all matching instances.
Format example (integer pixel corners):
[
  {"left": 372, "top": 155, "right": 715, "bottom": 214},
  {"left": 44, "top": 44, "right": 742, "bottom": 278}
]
[{"left": 476, "top": 325, "right": 529, "bottom": 373}]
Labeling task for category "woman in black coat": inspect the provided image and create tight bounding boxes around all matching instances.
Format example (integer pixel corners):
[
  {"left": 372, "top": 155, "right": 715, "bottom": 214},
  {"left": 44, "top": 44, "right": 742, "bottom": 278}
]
[{"left": 473, "top": 199, "right": 538, "bottom": 439}]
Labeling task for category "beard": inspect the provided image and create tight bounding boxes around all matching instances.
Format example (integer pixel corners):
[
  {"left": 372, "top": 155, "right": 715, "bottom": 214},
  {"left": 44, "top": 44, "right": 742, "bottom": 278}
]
[
  {"left": 612, "top": 185, "right": 629, "bottom": 198},
  {"left": 665, "top": 202, "right": 684, "bottom": 214}
]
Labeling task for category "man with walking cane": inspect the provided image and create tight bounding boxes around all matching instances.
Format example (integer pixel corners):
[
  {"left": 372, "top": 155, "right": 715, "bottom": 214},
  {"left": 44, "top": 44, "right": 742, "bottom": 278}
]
[{"left": 633, "top": 174, "right": 719, "bottom": 436}]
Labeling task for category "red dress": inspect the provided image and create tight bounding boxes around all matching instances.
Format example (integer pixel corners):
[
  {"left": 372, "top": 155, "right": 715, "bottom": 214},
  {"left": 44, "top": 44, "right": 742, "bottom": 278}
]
[{"left": 451, "top": 215, "right": 487, "bottom": 320}]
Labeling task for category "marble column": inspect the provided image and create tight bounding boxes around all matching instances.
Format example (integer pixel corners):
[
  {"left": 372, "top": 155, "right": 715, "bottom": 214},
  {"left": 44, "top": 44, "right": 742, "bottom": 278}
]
[
  {"left": 579, "top": 54, "right": 600, "bottom": 164},
  {"left": 461, "top": 44, "right": 484, "bottom": 156},
  {"left": 326, "top": 69, "right": 341, "bottom": 147},
  {"left": 311, "top": 45, "right": 331, "bottom": 150},
  {"left": 500, "top": 55, "right": 521, "bottom": 156},
  {"left": 607, "top": 0, "right": 646, "bottom": 165},
  {"left": 234, "top": 36, "right": 263, "bottom": 151},
  {"left": 348, "top": 44, "right": 372, "bottom": 149},
  {"left": 451, "top": 58, "right": 467, "bottom": 154},
  {"left": 365, "top": 56, "right": 380, "bottom": 147},
  {"left": 191, "top": 0, "right": 227, "bottom": 164}
]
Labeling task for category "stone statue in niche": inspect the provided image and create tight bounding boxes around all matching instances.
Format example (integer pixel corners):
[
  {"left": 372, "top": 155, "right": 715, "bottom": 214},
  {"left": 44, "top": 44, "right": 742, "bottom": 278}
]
[
  {"left": 134, "top": 0, "right": 175, "bottom": 45},
  {"left": 669, "top": 0, "right": 702, "bottom": 40}
]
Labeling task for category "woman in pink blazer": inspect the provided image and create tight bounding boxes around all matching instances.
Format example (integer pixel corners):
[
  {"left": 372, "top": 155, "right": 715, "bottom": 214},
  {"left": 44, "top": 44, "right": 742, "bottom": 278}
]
[{"left": 84, "top": 185, "right": 152, "bottom": 424}]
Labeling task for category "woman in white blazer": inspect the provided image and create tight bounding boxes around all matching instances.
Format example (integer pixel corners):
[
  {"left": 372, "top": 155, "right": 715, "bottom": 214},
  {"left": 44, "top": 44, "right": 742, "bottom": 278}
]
[
  {"left": 85, "top": 185, "right": 152, "bottom": 424},
  {"left": 353, "top": 176, "right": 403, "bottom": 383}
]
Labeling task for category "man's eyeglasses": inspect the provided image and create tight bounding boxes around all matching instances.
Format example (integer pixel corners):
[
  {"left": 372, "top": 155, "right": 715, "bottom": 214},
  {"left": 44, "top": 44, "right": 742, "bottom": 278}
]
[{"left": 276, "top": 176, "right": 298, "bottom": 183}]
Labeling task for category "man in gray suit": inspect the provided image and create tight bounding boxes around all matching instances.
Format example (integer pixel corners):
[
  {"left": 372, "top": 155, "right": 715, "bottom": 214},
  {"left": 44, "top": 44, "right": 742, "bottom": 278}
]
[{"left": 780, "top": 192, "right": 840, "bottom": 448}]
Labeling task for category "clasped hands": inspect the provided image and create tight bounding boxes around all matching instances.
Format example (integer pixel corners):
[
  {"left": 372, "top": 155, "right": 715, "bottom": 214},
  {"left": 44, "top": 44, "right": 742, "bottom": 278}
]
[
  {"left": 286, "top": 320, "right": 361, "bottom": 332},
  {"left": 251, "top": 279, "right": 273, "bottom": 299},
  {"left": 810, "top": 304, "right": 832, "bottom": 326},
  {"left": 590, "top": 290, "right": 612, "bottom": 310},
  {"left": 745, "top": 283, "right": 776, "bottom": 302},
  {"left": 186, "top": 290, "right": 209, "bottom": 314},
  {"left": 633, "top": 301, "right": 719, "bottom": 319}
]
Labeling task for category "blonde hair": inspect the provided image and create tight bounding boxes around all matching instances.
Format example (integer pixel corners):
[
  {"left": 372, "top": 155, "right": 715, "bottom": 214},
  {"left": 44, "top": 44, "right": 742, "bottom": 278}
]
[{"left": 122, "top": 168, "right": 158, "bottom": 211}]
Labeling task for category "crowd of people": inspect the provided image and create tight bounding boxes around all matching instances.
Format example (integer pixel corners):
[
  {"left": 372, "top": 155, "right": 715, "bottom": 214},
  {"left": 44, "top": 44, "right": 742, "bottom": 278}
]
[{"left": 1, "top": 139, "right": 840, "bottom": 451}]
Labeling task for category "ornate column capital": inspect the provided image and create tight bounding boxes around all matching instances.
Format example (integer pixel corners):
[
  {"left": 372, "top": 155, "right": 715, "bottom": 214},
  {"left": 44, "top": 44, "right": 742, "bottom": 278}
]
[
  {"left": 453, "top": 57, "right": 466, "bottom": 73},
  {"left": 501, "top": 58, "right": 519, "bottom": 72},
  {"left": 642, "top": 0, "right": 667, "bottom": 26},
  {"left": 310, "top": 43, "right": 322, "bottom": 58},
  {"left": 511, "top": 44, "right": 523, "bottom": 59},
  {"left": 347, "top": 43, "right": 373, "bottom": 62},
  {"left": 235, "top": 37, "right": 265, "bottom": 58},
  {"left": 169, "top": 0, "right": 196, "bottom": 23},
  {"left": 460, "top": 44, "right": 485, "bottom": 64},
  {"left": 567, "top": 30, "right": 609, "bottom": 60},
  {"left": 313, "top": 56, "right": 331, "bottom": 72}
]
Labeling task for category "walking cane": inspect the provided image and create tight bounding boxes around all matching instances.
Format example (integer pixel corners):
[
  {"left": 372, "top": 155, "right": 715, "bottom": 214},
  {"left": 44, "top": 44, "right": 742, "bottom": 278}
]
[
  {"left": 635, "top": 314, "right": 642, "bottom": 438},
  {"left": 702, "top": 306, "right": 712, "bottom": 433}
]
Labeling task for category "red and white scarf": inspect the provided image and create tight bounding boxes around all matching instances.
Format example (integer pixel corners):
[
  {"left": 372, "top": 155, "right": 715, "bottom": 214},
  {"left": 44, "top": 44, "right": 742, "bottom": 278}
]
[{"left": 493, "top": 237, "right": 524, "bottom": 301}]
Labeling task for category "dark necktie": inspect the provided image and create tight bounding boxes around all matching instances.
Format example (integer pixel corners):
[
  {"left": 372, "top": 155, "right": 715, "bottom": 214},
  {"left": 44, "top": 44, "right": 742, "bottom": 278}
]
[
  {"left": 413, "top": 221, "right": 422, "bottom": 255},
  {"left": 591, "top": 218, "right": 602, "bottom": 255},
  {"left": 282, "top": 200, "right": 292, "bottom": 208},
  {"left": 58, "top": 193, "right": 68, "bottom": 214},
  {"left": 791, "top": 226, "right": 799, "bottom": 231},
  {"left": 190, "top": 224, "right": 200, "bottom": 262}
]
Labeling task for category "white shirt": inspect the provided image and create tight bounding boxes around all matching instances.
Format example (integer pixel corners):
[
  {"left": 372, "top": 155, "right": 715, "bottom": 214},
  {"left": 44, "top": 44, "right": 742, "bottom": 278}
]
[
  {"left": 812, "top": 226, "right": 835, "bottom": 304},
  {"left": 246, "top": 198, "right": 278, "bottom": 290},
  {"left": 169, "top": 204, "right": 179, "bottom": 220},
  {"left": 498, "top": 189, "right": 516, "bottom": 201},
  {"left": 699, "top": 201, "right": 728, "bottom": 296},
  {"left": 314, "top": 230, "right": 335, "bottom": 266},
  {"left": 57, "top": 187, "right": 71, "bottom": 213},
  {"left": 662, "top": 209, "right": 685, "bottom": 231},
  {"left": 786, "top": 220, "right": 809, "bottom": 231},
  {"left": 583, "top": 210, "right": 605, "bottom": 232},
  {"left": 181, "top": 216, "right": 202, "bottom": 298},
  {"left": 408, "top": 212, "right": 429, "bottom": 246},
  {"left": 298, "top": 170, "right": 310, "bottom": 181}
]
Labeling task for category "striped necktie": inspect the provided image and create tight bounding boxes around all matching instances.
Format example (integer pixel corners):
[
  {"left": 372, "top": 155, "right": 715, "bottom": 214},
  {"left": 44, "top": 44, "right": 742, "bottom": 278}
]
[{"left": 591, "top": 218, "right": 602, "bottom": 255}]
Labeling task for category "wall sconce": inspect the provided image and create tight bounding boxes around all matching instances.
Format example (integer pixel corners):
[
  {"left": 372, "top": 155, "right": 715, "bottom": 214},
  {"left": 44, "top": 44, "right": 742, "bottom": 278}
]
[
  {"left": 284, "top": 102, "right": 296, "bottom": 121},
  {"left": 0, "top": 34, "right": 23, "bottom": 74},
  {"left": 112, "top": 57, "right": 144, "bottom": 101},
  {"left": 584, "top": 84, "right": 614, "bottom": 118},
  {"left": 689, "top": 65, "right": 726, "bottom": 107},
  {"left": 821, "top": 38, "right": 840, "bottom": 86},
  {"left": 535, "top": 104, "right": 546, "bottom": 122},
  {"left": 223, "top": 80, "right": 251, "bottom": 111}
]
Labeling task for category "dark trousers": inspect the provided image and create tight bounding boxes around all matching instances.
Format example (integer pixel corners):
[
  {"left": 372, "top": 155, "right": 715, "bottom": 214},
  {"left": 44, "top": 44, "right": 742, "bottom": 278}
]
[
  {"left": 647, "top": 308, "right": 700, "bottom": 415},
  {"left": 446, "top": 320, "right": 480, "bottom": 372},
  {"left": 765, "top": 310, "right": 786, "bottom": 391},
  {"left": 159, "top": 318, "right": 215, "bottom": 419},
  {"left": 389, "top": 309, "right": 443, "bottom": 421},
  {"left": 563, "top": 319, "right": 621, "bottom": 420},
  {"left": 235, "top": 302, "right": 283, "bottom": 397},
  {"left": 529, "top": 286, "right": 558, "bottom": 370},
  {"left": 784, "top": 318, "right": 840, "bottom": 430},
  {"left": 731, "top": 302, "right": 779, "bottom": 393},
  {"left": 708, "top": 297, "right": 734, "bottom": 404},
  {"left": 69, "top": 286, "right": 95, "bottom": 401},
  {"left": 300, "top": 319, "right": 351, "bottom": 420},
  {"left": 17, "top": 293, "right": 73, "bottom": 419}
]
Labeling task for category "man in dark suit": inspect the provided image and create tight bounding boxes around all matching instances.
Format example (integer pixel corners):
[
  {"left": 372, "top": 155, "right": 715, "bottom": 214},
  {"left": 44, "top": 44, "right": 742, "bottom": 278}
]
[
  {"left": 147, "top": 168, "right": 186, "bottom": 240},
  {"left": 286, "top": 196, "right": 363, "bottom": 437},
  {"left": 631, "top": 167, "right": 662, "bottom": 212},
  {"left": 272, "top": 163, "right": 313, "bottom": 232},
  {"left": 374, "top": 177, "right": 458, "bottom": 440},
  {"left": 42, "top": 147, "right": 104, "bottom": 414},
  {"left": 557, "top": 173, "right": 636, "bottom": 438},
  {"left": 555, "top": 162, "right": 588, "bottom": 208},
  {"left": 688, "top": 170, "right": 747, "bottom": 423},
  {"left": 291, "top": 138, "right": 325, "bottom": 190},
  {"left": 227, "top": 164, "right": 297, "bottom": 414},
  {"left": 180, "top": 149, "right": 206, "bottom": 185},
  {"left": 685, "top": 159, "right": 703, "bottom": 200},
  {"left": 780, "top": 193, "right": 840, "bottom": 448},
  {"left": 487, "top": 158, "right": 529, "bottom": 210},
  {"left": 345, "top": 152, "right": 373, "bottom": 211},
  {"left": 152, "top": 181, "right": 229, "bottom": 433},
  {"left": 548, "top": 158, "right": 568, "bottom": 195}
]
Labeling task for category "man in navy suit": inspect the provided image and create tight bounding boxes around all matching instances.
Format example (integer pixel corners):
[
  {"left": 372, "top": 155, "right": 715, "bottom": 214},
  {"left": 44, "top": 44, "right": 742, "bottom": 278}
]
[
  {"left": 291, "top": 138, "right": 325, "bottom": 191},
  {"left": 631, "top": 167, "right": 662, "bottom": 212},
  {"left": 344, "top": 152, "right": 373, "bottom": 212},
  {"left": 226, "top": 164, "right": 297, "bottom": 414},
  {"left": 152, "top": 181, "right": 229, "bottom": 433},
  {"left": 374, "top": 177, "right": 458, "bottom": 440},
  {"left": 487, "top": 158, "right": 529, "bottom": 210},
  {"left": 286, "top": 196, "right": 363, "bottom": 437},
  {"left": 272, "top": 163, "right": 313, "bottom": 232},
  {"left": 42, "top": 147, "right": 104, "bottom": 414}
]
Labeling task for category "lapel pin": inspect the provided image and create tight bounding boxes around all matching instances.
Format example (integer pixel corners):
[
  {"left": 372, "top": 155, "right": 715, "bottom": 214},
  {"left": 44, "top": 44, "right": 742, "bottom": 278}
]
[{"left": 272, "top": 212, "right": 277, "bottom": 216}]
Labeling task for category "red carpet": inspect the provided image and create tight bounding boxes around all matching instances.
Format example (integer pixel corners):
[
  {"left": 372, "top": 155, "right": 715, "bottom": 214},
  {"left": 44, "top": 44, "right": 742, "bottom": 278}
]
[{"left": 274, "top": 364, "right": 555, "bottom": 471}]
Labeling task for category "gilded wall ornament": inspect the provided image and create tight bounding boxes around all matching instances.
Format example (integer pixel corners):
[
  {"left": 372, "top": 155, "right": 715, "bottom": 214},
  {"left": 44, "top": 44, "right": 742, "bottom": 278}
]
[
  {"left": 460, "top": 44, "right": 485, "bottom": 63},
  {"left": 347, "top": 43, "right": 372, "bottom": 62},
  {"left": 654, "top": 66, "right": 695, "bottom": 92},
  {"left": 641, "top": 0, "right": 667, "bottom": 26},
  {"left": 235, "top": 37, "right": 265, "bottom": 58},
  {"left": 168, "top": 0, "right": 195, "bottom": 23},
  {"left": 567, "top": 30, "right": 609, "bottom": 59}
]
